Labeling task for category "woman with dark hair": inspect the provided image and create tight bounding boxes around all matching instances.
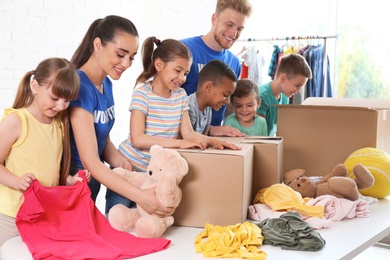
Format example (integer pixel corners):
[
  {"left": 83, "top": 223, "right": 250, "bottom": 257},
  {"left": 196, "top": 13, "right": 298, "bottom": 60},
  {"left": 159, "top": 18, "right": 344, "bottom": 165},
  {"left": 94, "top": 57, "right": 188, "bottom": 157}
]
[{"left": 69, "top": 15, "right": 172, "bottom": 217}]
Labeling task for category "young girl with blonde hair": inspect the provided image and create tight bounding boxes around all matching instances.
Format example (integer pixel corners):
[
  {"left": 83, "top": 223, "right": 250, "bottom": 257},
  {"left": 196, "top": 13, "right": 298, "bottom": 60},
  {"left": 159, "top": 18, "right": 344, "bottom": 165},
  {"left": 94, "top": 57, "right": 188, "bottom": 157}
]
[{"left": 0, "top": 57, "right": 89, "bottom": 246}]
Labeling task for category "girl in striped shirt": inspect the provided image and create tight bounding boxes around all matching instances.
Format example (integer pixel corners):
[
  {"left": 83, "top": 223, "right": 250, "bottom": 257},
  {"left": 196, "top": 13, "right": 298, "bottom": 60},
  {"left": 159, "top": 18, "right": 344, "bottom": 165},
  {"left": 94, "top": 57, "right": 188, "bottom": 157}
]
[
  {"left": 109, "top": 37, "right": 241, "bottom": 211},
  {"left": 119, "top": 36, "right": 240, "bottom": 171},
  {"left": 114, "top": 37, "right": 240, "bottom": 209}
]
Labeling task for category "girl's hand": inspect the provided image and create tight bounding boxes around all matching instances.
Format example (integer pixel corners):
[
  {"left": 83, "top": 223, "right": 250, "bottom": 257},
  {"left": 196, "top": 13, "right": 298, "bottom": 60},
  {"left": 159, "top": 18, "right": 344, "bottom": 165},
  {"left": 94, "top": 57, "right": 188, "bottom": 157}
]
[
  {"left": 82, "top": 170, "right": 92, "bottom": 183},
  {"left": 17, "top": 173, "right": 36, "bottom": 191},
  {"left": 117, "top": 158, "right": 134, "bottom": 172},
  {"left": 178, "top": 138, "right": 208, "bottom": 150},
  {"left": 66, "top": 170, "right": 91, "bottom": 185}
]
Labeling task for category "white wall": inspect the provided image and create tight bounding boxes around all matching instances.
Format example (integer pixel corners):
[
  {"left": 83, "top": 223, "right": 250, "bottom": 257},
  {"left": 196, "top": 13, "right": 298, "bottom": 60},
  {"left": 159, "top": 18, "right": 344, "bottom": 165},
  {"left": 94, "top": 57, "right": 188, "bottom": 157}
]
[
  {"left": 0, "top": 0, "right": 215, "bottom": 146},
  {"left": 0, "top": 0, "right": 337, "bottom": 146}
]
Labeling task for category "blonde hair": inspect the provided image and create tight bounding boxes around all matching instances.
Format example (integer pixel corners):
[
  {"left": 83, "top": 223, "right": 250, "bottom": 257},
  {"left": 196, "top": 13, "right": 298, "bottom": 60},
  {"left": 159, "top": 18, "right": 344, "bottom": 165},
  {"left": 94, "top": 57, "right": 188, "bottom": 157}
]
[
  {"left": 13, "top": 58, "right": 80, "bottom": 185},
  {"left": 215, "top": 0, "right": 253, "bottom": 17}
]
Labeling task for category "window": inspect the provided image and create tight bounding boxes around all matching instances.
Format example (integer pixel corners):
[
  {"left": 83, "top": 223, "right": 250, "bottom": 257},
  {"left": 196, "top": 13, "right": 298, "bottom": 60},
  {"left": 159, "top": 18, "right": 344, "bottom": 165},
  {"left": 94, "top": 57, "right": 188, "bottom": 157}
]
[
  {"left": 234, "top": 0, "right": 388, "bottom": 99},
  {"left": 335, "top": 0, "right": 390, "bottom": 98}
]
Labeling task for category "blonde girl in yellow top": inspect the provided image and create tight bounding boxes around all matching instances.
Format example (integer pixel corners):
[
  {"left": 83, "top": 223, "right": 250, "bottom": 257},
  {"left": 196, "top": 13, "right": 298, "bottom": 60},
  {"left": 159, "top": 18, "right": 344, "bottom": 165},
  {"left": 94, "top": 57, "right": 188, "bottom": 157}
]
[{"left": 0, "top": 57, "right": 90, "bottom": 246}]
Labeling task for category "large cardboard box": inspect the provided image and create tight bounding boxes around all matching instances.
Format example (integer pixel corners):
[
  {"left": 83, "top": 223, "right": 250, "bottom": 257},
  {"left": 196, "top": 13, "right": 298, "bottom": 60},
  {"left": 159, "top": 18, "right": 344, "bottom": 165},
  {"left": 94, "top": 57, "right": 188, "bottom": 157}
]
[
  {"left": 241, "top": 137, "right": 284, "bottom": 199},
  {"left": 277, "top": 98, "right": 390, "bottom": 177},
  {"left": 216, "top": 137, "right": 284, "bottom": 201},
  {"left": 241, "top": 136, "right": 283, "bottom": 200},
  {"left": 173, "top": 144, "right": 254, "bottom": 228}
]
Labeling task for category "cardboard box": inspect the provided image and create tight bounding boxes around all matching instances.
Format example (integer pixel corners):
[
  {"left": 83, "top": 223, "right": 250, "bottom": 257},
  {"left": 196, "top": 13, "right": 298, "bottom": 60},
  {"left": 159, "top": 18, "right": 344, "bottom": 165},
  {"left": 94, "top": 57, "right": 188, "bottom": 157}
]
[
  {"left": 277, "top": 98, "right": 390, "bottom": 177},
  {"left": 240, "top": 137, "right": 284, "bottom": 199},
  {"left": 173, "top": 144, "right": 254, "bottom": 228},
  {"left": 215, "top": 137, "right": 284, "bottom": 201}
]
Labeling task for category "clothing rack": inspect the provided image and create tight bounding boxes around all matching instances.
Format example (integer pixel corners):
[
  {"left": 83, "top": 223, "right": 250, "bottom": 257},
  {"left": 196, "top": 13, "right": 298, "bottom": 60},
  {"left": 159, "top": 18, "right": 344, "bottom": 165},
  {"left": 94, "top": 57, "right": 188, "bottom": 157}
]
[
  {"left": 237, "top": 35, "right": 338, "bottom": 98},
  {"left": 237, "top": 35, "right": 337, "bottom": 42}
]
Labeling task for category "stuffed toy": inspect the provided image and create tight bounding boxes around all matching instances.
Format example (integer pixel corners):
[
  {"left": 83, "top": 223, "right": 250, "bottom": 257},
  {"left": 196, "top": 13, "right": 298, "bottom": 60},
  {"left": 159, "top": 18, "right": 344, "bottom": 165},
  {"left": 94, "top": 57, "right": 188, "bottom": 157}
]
[
  {"left": 108, "top": 145, "right": 189, "bottom": 238},
  {"left": 283, "top": 163, "right": 374, "bottom": 201}
]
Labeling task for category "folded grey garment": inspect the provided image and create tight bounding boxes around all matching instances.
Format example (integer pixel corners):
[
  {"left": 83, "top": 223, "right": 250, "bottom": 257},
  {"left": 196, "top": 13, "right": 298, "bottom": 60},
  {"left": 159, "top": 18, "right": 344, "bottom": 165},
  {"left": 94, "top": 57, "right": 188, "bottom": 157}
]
[{"left": 257, "top": 211, "right": 326, "bottom": 251}]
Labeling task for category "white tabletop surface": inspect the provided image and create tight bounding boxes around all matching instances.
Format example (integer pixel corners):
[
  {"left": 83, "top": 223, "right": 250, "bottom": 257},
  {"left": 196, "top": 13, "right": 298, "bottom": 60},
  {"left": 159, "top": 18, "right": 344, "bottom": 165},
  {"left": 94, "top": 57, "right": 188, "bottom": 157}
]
[{"left": 2, "top": 197, "right": 389, "bottom": 260}]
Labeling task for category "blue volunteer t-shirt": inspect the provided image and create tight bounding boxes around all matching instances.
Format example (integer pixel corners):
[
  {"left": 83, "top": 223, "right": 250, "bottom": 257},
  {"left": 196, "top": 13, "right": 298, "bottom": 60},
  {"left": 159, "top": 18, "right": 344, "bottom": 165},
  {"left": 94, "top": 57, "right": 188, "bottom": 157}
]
[{"left": 69, "top": 70, "right": 115, "bottom": 166}]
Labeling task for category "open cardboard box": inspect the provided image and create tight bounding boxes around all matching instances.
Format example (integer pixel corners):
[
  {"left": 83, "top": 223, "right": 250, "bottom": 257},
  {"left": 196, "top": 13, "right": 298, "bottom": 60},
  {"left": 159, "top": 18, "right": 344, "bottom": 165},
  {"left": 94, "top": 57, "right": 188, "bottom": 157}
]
[
  {"left": 173, "top": 143, "right": 254, "bottom": 228},
  {"left": 277, "top": 97, "right": 390, "bottom": 177},
  {"left": 233, "top": 137, "right": 284, "bottom": 200},
  {"left": 210, "top": 137, "right": 283, "bottom": 201}
]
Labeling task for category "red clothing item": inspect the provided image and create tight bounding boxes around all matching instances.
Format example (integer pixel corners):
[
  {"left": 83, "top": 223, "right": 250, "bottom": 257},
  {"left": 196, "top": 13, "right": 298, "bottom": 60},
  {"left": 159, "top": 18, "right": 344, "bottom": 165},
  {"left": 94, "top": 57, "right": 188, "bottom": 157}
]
[
  {"left": 16, "top": 171, "right": 170, "bottom": 260},
  {"left": 241, "top": 62, "right": 249, "bottom": 79}
]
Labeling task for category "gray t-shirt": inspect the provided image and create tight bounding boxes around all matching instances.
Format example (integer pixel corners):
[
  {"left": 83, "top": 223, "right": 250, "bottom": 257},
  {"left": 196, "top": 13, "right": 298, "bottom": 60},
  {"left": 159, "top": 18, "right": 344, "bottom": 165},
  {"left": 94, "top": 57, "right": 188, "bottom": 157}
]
[{"left": 187, "top": 93, "right": 212, "bottom": 134}]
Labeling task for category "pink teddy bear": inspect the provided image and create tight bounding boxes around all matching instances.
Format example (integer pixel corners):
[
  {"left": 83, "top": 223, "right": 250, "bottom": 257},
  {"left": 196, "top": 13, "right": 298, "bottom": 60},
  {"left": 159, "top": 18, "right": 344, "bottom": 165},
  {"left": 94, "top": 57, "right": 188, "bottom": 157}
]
[{"left": 108, "top": 145, "right": 188, "bottom": 238}]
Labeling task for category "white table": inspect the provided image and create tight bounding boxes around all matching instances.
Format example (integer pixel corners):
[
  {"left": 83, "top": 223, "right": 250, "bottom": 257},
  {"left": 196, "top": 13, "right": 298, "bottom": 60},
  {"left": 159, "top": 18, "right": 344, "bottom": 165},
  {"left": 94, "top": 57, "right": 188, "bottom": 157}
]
[{"left": 2, "top": 197, "right": 389, "bottom": 260}]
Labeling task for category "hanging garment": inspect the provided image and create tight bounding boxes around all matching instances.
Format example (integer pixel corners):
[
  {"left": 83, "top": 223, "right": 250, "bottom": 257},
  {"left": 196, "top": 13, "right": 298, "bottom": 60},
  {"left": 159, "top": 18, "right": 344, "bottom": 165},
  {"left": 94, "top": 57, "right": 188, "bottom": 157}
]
[
  {"left": 303, "top": 45, "right": 333, "bottom": 98},
  {"left": 16, "top": 172, "right": 170, "bottom": 260},
  {"left": 241, "top": 62, "right": 249, "bottom": 78},
  {"left": 242, "top": 46, "right": 264, "bottom": 85},
  {"left": 267, "top": 45, "right": 281, "bottom": 80}
]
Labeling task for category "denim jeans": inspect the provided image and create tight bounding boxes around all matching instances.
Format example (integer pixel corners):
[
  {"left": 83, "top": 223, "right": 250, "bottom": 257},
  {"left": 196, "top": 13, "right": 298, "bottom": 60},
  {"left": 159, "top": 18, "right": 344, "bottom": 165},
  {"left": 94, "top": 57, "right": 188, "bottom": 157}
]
[
  {"left": 104, "top": 165, "right": 137, "bottom": 214},
  {"left": 304, "top": 45, "right": 332, "bottom": 98},
  {"left": 105, "top": 189, "right": 136, "bottom": 214},
  {"left": 70, "top": 165, "right": 101, "bottom": 203},
  {"left": 71, "top": 165, "right": 137, "bottom": 214}
]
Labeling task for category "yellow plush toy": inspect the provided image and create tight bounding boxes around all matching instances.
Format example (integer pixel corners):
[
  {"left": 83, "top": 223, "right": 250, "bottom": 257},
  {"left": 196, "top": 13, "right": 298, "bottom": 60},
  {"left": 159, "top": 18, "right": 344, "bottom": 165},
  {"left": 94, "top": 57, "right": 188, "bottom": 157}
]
[
  {"left": 344, "top": 147, "right": 390, "bottom": 198},
  {"left": 108, "top": 145, "right": 189, "bottom": 238}
]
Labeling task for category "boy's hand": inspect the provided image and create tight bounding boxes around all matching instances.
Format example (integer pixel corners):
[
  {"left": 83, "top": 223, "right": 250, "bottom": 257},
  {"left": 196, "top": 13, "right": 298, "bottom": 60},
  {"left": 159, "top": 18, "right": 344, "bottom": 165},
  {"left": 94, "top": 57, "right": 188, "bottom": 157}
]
[
  {"left": 211, "top": 138, "right": 242, "bottom": 150},
  {"left": 209, "top": 125, "right": 246, "bottom": 137}
]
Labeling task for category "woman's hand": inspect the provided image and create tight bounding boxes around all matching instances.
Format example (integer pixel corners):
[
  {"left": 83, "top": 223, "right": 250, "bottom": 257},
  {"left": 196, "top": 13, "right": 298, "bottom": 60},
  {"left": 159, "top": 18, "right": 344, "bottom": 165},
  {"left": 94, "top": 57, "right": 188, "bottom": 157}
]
[{"left": 136, "top": 187, "right": 175, "bottom": 217}]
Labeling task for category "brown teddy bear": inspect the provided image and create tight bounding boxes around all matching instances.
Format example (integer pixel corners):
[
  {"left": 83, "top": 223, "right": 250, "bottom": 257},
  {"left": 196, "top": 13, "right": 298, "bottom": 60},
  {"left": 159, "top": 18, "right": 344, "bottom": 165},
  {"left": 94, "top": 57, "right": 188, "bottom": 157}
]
[
  {"left": 283, "top": 163, "right": 374, "bottom": 201},
  {"left": 108, "top": 145, "right": 189, "bottom": 238}
]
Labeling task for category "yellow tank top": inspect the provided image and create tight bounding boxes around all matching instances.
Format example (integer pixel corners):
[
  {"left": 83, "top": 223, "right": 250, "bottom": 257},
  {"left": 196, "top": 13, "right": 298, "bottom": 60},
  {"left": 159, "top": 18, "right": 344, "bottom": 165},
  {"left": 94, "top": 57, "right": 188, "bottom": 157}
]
[{"left": 0, "top": 108, "right": 63, "bottom": 217}]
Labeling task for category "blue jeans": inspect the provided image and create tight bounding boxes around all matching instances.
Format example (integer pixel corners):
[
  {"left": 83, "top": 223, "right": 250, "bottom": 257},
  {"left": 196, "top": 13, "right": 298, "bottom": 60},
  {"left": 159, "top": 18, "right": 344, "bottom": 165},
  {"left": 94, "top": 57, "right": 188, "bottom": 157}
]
[
  {"left": 71, "top": 165, "right": 137, "bottom": 214},
  {"left": 304, "top": 45, "right": 332, "bottom": 98},
  {"left": 105, "top": 189, "right": 136, "bottom": 214},
  {"left": 104, "top": 165, "right": 137, "bottom": 214},
  {"left": 70, "top": 165, "right": 101, "bottom": 203}
]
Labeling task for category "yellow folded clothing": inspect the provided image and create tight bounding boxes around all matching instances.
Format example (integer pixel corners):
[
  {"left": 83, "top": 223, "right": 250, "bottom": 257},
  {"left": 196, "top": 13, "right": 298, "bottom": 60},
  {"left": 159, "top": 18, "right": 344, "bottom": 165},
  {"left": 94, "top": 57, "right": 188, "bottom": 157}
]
[
  {"left": 195, "top": 222, "right": 267, "bottom": 259},
  {"left": 263, "top": 184, "right": 324, "bottom": 218}
]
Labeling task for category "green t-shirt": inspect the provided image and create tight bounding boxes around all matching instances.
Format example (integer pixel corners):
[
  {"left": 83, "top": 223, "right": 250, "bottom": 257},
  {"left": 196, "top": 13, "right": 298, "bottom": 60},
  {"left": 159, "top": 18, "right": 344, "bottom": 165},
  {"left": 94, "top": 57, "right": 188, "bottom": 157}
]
[
  {"left": 257, "top": 82, "right": 289, "bottom": 136},
  {"left": 223, "top": 114, "right": 268, "bottom": 136}
]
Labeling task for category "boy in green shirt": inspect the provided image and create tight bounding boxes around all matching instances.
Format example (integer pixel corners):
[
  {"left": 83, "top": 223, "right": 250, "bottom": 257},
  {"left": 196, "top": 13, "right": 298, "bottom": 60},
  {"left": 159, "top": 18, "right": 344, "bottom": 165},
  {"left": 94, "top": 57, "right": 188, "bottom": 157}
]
[{"left": 257, "top": 53, "right": 312, "bottom": 136}]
